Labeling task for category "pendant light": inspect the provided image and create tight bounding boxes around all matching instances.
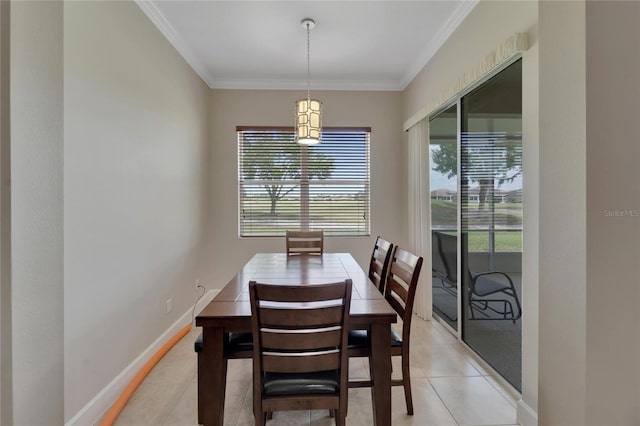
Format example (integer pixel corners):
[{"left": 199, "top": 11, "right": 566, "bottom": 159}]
[{"left": 295, "top": 18, "right": 322, "bottom": 145}]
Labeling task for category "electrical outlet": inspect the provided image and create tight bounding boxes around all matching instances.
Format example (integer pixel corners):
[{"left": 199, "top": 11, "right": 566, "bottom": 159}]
[{"left": 166, "top": 298, "right": 172, "bottom": 313}]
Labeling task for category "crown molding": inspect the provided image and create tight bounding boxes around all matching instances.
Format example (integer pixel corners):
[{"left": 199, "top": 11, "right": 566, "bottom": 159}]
[
  {"left": 209, "top": 78, "right": 402, "bottom": 92},
  {"left": 135, "top": 0, "right": 217, "bottom": 88},
  {"left": 400, "top": 0, "right": 479, "bottom": 90}
]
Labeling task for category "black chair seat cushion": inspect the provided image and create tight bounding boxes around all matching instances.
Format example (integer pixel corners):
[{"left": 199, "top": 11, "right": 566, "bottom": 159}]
[
  {"left": 348, "top": 328, "right": 402, "bottom": 348},
  {"left": 472, "top": 274, "right": 510, "bottom": 297},
  {"left": 194, "top": 332, "right": 253, "bottom": 353},
  {"left": 226, "top": 332, "right": 253, "bottom": 351},
  {"left": 194, "top": 332, "right": 203, "bottom": 352},
  {"left": 263, "top": 370, "right": 339, "bottom": 397}
]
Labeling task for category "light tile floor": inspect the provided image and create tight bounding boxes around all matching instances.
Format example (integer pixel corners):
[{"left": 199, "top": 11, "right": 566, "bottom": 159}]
[{"left": 114, "top": 316, "right": 519, "bottom": 426}]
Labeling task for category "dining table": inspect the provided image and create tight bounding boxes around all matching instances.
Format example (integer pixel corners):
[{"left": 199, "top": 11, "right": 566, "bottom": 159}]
[{"left": 195, "top": 252, "right": 398, "bottom": 426}]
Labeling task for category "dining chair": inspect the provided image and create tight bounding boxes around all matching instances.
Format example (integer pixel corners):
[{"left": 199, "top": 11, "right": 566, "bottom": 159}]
[
  {"left": 249, "top": 279, "right": 352, "bottom": 426},
  {"left": 194, "top": 332, "right": 253, "bottom": 424},
  {"left": 352, "top": 236, "right": 393, "bottom": 343},
  {"left": 285, "top": 230, "right": 324, "bottom": 255},
  {"left": 348, "top": 246, "right": 423, "bottom": 415},
  {"left": 368, "top": 236, "right": 394, "bottom": 294}
]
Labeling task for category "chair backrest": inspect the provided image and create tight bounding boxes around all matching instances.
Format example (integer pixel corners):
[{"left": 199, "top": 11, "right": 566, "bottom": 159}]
[
  {"left": 368, "top": 236, "right": 394, "bottom": 293},
  {"left": 431, "top": 232, "right": 447, "bottom": 279},
  {"left": 249, "top": 279, "right": 352, "bottom": 396},
  {"left": 286, "top": 230, "right": 324, "bottom": 255},
  {"left": 384, "top": 247, "right": 423, "bottom": 340},
  {"left": 435, "top": 231, "right": 457, "bottom": 283}
]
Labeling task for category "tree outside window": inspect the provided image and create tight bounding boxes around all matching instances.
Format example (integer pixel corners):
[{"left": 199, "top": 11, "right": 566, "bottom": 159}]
[{"left": 238, "top": 127, "right": 370, "bottom": 237}]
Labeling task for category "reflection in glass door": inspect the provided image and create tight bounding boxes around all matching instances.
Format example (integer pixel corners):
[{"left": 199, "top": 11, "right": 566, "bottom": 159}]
[
  {"left": 429, "top": 105, "right": 458, "bottom": 330},
  {"left": 460, "top": 59, "right": 523, "bottom": 390}
]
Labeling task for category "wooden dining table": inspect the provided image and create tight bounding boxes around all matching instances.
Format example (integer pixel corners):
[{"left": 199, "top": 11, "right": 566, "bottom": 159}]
[{"left": 195, "top": 252, "right": 397, "bottom": 426}]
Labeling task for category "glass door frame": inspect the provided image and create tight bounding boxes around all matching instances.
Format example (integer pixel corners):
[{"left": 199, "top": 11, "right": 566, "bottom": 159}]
[
  {"left": 428, "top": 56, "right": 524, "bottom": 395},
  {"left": 428, "top": 98, "right": 462, "bottom": 337}
]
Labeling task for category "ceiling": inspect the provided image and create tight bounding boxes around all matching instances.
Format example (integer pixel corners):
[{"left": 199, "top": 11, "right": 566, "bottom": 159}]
[{"left": 136, "top": 1, "right": 478, "bottom": 91}]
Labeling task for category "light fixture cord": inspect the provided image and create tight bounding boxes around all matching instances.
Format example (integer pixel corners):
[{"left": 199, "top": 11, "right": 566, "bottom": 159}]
[{"left": 306, "top": 21, "right": 311, "bottom": 101}]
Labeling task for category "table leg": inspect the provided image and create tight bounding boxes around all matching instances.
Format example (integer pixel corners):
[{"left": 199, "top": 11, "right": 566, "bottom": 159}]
[
  {"left": 369, "top": 323, "right": 392, "bottom": 426},
  {"left": 201, "top": 327, "right": 226, "bottom": 426}
]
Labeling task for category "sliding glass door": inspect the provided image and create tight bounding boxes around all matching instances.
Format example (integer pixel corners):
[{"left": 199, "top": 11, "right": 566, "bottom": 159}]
[
  {"left": 460, "top": 59, "right": 522, "bottom": 390},
  {"left": 429, "top": 59, "right": 523, "bottom": 391},
  {"left": 429, "top": 105, "right": 458, "bottom": 330}
]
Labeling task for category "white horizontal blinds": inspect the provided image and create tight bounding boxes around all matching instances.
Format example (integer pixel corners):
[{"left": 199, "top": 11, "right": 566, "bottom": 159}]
[
  {"left": 307, "top": 130, "right": 370, "bottom": 236},
  {"left": 460, "top": 130, "right": 523, "bottom": 232},
  {"left": 238, "top": 127, "right": 370, "bottom": 237}
]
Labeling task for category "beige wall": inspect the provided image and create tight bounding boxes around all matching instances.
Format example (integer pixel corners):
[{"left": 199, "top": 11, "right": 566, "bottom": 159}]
[
  {"left": 64, "top": 1, "right": 209, "bottom": 420},
  {"left": 204, "top": 89, "right": 406, "bottom": 289},
  {"left": 584, "top": 1, "right": 640, "bottom": 424},
  {"left": 401, "top": 1, "right": 539, "bottom": 423},
  {"left": 0, "top": 1, "right": 9, "bottom": 422},
  {"left": 539, "top": 1, "right": 640, "bottom": 424},
  {"left": 538, "top": 2, "right": 587, "bottom": 424},
  {"left": 7, "top": 1, "right": 64, "bottom": 424}
]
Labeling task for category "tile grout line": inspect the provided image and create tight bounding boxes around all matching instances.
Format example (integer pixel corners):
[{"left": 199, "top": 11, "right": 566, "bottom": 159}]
[
  {"left": 425, "top": 377, "right": 460, "bottom": 426},
  {"left": 160, "top": 377, "right": 194, "bottom": 426}
]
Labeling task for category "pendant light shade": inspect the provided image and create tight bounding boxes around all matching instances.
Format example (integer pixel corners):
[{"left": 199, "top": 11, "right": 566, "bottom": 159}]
[
  {"left": 295, "top": 18, "right": 322, "bottom": 145},
  {"left": 295, "top": 98, "right": 322, "bottom": 145}
]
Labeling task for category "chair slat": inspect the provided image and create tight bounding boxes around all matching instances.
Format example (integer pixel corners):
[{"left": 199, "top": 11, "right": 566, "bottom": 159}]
[
  {"left": 386, "top": 278, "right": 409, "bottom": 305},
  {"left": 258, "top": 305, "right": 343, "bottom": 328},
  {"left": 288, "top": 240, "right": 322, "bottom": 249},
  {"left": 371, "top": 261, "right": 382, "bottom": 276},
  {"left": 394, "top": 247, "right": 420, "bottom": 269},
  {"left": 286, "top": 230, "right": 324, "bottom": 255},
  {"left": 260, "top": 327, "right": 342, "bottom": 351},
  {"left": 263, "top": 351, "right": 340, "bottom": 373},
  {"left": 386, "top": 293, "right": 406, "bottom": 317},
  {"left": 390, "top": 263, "right": 414, "bottom": 287},
  {"left": 368, "top": 236, "right": 393, "bottom": 293},
  {"left": 255, "top": 282, "right": 346, "bottom": 302}
]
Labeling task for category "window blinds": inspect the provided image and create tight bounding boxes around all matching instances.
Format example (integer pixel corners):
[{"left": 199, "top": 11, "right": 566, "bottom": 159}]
[{"left": 238, "top": 127, "right": 370, "bottom": 237}]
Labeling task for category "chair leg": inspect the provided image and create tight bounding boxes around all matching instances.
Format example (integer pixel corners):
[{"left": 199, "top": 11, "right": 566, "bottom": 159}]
[
  {"left": 252, "top": 389, "right": 263, "bottom": 426},
  {"left": 402, "top": 352, "right": 414, "bottom": 415},
  {"left": 197, "top": 353, "right": 203, "bottom": 425}
]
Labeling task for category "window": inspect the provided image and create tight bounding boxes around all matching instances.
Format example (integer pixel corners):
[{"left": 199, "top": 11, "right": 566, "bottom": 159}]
[{"left": 238, "top": 127, "right": 370, "bottom": 237}]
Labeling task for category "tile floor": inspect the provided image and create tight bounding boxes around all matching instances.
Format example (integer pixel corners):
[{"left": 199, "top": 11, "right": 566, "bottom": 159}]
[{"left": 113, "top": 316, "right": 519, "bottom": 426}]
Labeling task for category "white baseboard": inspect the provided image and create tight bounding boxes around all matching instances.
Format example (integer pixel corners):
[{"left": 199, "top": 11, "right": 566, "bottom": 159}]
[
  {"left": 66, "top": 289, "right": 218, "bottom": 426},
  {"left": 517, "top": 398, "right": 538, "bottom": 426}
]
